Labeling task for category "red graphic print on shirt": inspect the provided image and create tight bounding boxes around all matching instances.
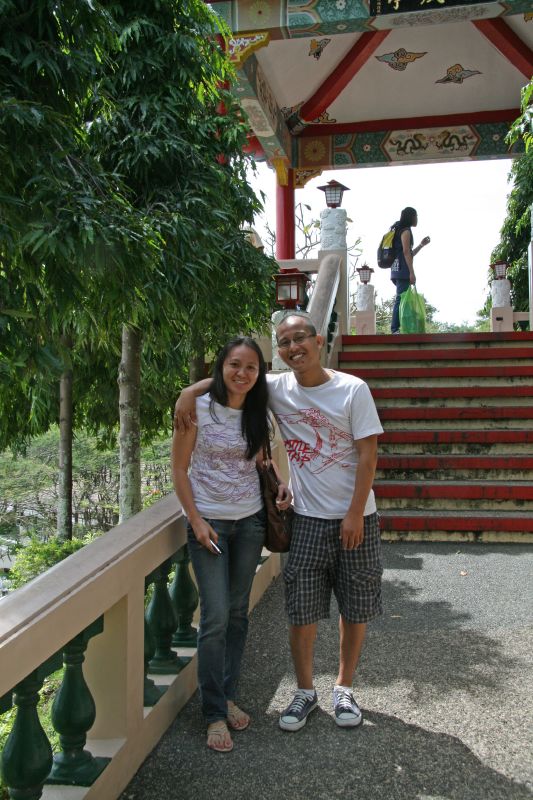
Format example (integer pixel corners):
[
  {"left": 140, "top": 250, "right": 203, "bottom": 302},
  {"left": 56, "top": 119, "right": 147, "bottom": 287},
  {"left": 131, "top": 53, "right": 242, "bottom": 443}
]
[{"left": 275, "top": 407, "right": 354, "bottom": 474}]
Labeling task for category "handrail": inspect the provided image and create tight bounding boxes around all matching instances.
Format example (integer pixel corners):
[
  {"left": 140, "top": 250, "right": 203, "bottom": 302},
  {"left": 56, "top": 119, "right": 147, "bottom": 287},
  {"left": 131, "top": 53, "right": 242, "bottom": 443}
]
[
  {"left": 0, "top": 492, "right": 280, "bottom": 799},
  {"left": 0, "top": 493, "right": 183, "bottom": 691}
]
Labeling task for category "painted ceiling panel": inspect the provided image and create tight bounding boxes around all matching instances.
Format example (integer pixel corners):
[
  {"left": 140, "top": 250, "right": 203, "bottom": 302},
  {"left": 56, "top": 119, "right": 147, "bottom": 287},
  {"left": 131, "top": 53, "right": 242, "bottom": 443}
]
[
  {"left": 256, "top": 32, "right": 361, "bottom": 110},
  {"left": 326, "top": 23, "right": 525, "bottom": 122},
  {"left": 505, "top": 14, "right": 533, "bottom": 48}
]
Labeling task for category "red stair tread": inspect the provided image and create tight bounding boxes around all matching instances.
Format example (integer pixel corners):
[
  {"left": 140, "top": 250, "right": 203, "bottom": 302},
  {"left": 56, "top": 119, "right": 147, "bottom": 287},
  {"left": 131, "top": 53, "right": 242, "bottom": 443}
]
[
  {"left": 379, "top": 512, "right": 533, "bottom": 533},
  {"left": 374, "top": 481, "right": 533, "bottom": 500},
  {"left": 339, "top": 347, "right": 533, "bottom": 362},
  {"left": 372, "top": 386, "right": 533, "bottom": 399},
  {"left": 342, "top": 332, "right": 533, "bottom": 345},
  {"left": 377, "top": 455, "right": 533, "bottom": 470},
  {"left": 380, "top": 430, "right": 533, "bottom": 444}
]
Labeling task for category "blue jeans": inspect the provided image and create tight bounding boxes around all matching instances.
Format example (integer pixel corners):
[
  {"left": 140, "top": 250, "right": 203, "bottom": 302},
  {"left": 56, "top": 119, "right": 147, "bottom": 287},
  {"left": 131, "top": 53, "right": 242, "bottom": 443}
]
[
  {"left": 187, "top": 510, "right": 265, "bottom": 723},
  {"left": 391, "top": 278, "right": 410, "bottom": 333}
]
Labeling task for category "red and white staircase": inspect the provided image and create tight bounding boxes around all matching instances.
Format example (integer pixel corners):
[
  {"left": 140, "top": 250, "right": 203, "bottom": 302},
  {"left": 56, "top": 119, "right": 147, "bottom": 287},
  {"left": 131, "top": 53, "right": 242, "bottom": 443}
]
[{"left": 339, "top": 332, "right": 533, "bottom": 543}]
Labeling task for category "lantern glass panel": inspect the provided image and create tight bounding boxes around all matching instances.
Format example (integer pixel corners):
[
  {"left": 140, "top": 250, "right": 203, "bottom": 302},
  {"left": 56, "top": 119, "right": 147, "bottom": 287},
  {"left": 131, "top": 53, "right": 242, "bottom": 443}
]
[{"left": 277, "top": 282, "right": 290, "bottom": 300}]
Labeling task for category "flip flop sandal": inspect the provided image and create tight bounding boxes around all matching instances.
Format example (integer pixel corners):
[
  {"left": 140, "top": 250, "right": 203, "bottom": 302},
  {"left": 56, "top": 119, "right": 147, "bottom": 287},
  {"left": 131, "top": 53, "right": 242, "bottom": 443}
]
[
  {"left": 207, "top": 721, "right": 233, "bottom": 753},
  {"left": 226, "top": 702, "right": 250, "bottom": 731}
]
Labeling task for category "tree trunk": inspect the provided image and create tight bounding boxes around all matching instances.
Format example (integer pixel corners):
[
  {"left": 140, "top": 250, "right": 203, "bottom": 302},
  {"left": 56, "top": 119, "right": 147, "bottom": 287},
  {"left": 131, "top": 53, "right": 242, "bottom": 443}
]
[
  {"left": 118, "top": 324, "right": 142, "bottom": 522},
  {"left": 189, "top": 340, "right": 205, "bottom": 383},
  {"left": 57, "top": 358, "right": 73, "bottom": 540}
]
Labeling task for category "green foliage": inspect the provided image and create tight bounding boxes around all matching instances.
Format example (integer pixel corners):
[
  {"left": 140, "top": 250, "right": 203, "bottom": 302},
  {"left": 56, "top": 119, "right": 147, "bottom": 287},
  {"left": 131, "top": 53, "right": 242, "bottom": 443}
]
[
  {"left": 0, "top": 428, "right": 173, "bottom": 541},
  {"left": 7, "top": 533, "right": 97, "bottom": 589}
]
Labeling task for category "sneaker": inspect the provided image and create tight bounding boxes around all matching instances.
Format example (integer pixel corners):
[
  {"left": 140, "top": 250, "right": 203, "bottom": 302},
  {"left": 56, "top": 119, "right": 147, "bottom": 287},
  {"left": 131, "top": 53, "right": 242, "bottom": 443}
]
[
  {"left": 333, "top": 687, "right": 363, "bottom": 728},
  {"left": 279, "top": 690, "right": 318, "bottom": 731}
]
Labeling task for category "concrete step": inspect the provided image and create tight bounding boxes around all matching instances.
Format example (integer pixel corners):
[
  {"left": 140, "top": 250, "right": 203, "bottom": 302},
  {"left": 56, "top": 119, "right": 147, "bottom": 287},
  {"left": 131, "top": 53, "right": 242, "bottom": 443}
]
[
  {"left": 375, "top": 479, "right": 533, "bottom": 511},
  {"left": 372, "top": 386, "right": 533, "bottom": 408},
  {"left": 342, "top": 366, "right": 533, "bottom": 381},
  {"left": 376, "top": 455, "right": 533, "bottom": 481},
  {"left": 379, "top": 430, "right": 533, "bottom": 456},
  {"left": 362, "top": 375, "right": 533, "bottom": 389},
  {"left": 379, "top": 509, "right": 533, "bottom": 543}
]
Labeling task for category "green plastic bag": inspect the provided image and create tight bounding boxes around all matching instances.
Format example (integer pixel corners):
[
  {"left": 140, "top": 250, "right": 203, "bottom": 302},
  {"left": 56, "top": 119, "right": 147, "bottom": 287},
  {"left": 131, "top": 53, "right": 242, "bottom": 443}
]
[{"left": 399, "top": 286, "right": 426, "bottom": 333}]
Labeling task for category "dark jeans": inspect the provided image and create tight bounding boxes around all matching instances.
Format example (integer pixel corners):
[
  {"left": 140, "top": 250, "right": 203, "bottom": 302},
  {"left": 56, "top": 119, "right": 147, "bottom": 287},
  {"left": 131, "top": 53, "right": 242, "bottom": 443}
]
[
  {"left": 187, "top": 510, "right": 265, "bottom": 723},
  {"left": 391, "top": 278, "right": 410, "bottom": 333}
]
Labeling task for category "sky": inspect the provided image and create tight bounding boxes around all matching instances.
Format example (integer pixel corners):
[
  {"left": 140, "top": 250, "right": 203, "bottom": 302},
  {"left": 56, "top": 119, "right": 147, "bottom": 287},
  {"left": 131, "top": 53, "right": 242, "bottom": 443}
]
[{"left": 247, "top": 158, "right": 514, "bottom": 327}]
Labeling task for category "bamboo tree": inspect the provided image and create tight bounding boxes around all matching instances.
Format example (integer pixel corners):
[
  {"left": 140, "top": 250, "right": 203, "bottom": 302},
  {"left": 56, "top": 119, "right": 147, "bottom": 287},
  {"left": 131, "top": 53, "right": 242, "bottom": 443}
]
[{"left": 118, "top": 325, "right": 142, "bottom": 521}]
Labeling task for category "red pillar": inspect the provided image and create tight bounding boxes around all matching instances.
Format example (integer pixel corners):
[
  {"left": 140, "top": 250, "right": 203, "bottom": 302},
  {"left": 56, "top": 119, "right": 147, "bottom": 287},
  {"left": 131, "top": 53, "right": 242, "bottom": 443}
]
[{"left": 275, "top": 168, "right": 295, "bottom": 261}]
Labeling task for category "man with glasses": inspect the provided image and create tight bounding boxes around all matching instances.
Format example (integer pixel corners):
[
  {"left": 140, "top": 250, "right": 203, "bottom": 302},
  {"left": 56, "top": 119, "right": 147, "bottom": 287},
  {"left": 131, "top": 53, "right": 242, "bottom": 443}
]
[{"left": 174, "top": 311, "right": 383, "bottom": 733}]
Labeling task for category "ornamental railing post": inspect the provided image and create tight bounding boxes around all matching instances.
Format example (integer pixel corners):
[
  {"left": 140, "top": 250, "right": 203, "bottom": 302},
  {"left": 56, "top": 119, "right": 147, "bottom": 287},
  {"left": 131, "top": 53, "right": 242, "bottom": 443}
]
[
  {"left": 170, "top": 544, "right": 198, "bottom": 652},
  {"left": 143, "top": 587, "right": 166, "bottom": 706},
  {"left": 0, "top": 653, "right": 62, "bottom": 800},
  {"left": 46, "top": 617, "right": 109, "bottom": 787},
  {"left": 146, "top": 558, "right": 183, "bottom": 674}
]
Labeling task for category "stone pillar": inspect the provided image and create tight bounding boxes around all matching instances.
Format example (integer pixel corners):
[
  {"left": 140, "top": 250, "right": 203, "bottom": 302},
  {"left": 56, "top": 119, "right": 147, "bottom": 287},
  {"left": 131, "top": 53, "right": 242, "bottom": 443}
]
[
  {"left": 490, "top": 278, "right": 513, "bottom": 332},
  {"left": 355, "top": 283, "right": 376, "bottom": 335},
  {"left": 318, "top": 207, "right": 349, "bottom": 335},
  {"left": 275, "top": 170, "right": 295, "bottom": 260}
]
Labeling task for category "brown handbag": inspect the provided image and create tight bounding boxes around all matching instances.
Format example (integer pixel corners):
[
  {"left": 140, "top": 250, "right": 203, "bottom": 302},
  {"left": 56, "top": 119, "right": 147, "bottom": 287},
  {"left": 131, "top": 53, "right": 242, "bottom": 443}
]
[{"left": 256, "top": 440, "right": 294, "bottom": 553}]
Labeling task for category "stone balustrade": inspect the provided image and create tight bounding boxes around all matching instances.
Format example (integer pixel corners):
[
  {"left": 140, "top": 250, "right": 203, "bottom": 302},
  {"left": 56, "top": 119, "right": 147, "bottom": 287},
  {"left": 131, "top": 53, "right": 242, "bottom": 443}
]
[{"left": 0, "top": 494, "right": 280, "bottom": 799}]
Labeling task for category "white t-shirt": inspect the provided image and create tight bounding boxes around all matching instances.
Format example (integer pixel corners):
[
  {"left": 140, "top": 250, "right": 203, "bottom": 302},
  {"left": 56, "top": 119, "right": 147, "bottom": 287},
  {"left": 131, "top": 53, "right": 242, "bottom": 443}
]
[
  {"left": 267, "top": 370, "right": 383, "bottom": 519},
  {"left": 188, "top": 395, "right": 263, "bottom": 521}
]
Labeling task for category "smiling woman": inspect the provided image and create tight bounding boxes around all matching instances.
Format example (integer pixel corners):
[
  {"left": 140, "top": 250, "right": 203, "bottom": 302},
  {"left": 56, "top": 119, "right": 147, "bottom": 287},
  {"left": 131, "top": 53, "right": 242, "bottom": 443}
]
[{"left": 170, "top": 336, "right": 291, "bottom": 753}]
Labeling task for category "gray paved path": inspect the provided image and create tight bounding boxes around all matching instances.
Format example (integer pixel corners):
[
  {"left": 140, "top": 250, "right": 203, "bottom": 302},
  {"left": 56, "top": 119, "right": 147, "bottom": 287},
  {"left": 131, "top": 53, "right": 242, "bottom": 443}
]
[{"left": 122, "top": 542, "right": 533, "bottom": 800}]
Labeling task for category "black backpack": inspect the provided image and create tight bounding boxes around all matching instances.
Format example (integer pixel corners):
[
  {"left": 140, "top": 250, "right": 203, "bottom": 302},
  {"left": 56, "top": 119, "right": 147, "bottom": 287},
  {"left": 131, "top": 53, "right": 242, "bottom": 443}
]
[{"left": 377, "top": 225, "right": 397, "bottom": 269}]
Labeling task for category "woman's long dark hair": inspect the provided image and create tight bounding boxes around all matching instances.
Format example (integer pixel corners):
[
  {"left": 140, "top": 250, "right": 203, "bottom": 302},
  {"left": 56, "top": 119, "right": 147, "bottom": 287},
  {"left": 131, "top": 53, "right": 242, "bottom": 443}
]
[
  {"left": 209, "top": 336, "right": 271, "bottom": 459},
  {"left": 397, "top": 207, "right": 417, "bottom": 228}
]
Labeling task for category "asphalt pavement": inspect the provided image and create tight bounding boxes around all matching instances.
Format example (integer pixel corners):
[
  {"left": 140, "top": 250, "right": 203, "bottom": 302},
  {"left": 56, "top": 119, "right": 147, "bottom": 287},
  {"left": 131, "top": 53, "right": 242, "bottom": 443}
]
[{"left": 121, "top": 542, "right": 533, "bottom": 800}]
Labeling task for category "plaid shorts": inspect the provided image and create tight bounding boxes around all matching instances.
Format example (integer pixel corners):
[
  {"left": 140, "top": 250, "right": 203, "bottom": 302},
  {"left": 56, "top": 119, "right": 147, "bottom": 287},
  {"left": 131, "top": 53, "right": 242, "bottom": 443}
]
[{"left": 283, "top": 513, "right": 383, "bottom": 625}]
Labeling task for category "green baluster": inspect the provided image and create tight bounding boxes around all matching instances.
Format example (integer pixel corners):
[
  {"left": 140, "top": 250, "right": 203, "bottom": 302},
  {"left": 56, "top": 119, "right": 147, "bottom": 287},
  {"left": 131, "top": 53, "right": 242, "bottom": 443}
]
[
  {"left": 1, "top": 653, "right": 61, "bottom": 800},
  {"left": 47, "top": 617, "right": 109, "bottom": 786},
  {"left": 143, "top": 615, "right": 166, "bottom": 706},
  {"left": 143, "top": 574, "right": 165, "bottom": 705},
  {"left": 146, "top": 558, "right": 183, "bottom": 674},
  {"left": 170, "top": 544, "right": 198, "bottom": 655}
]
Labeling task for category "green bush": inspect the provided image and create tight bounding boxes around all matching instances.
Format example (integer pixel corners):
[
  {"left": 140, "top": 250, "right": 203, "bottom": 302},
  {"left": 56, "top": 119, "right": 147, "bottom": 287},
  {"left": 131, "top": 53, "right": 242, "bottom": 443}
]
[{"left": 8, "top": 532, "right": 102, "bottom": 589}]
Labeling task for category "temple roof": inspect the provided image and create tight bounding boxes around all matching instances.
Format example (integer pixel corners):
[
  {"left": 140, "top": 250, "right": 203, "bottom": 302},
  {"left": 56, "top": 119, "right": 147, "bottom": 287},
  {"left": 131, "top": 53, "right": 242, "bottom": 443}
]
[{"left": 211, "top": 0, "right": 533, "bottom": 182}]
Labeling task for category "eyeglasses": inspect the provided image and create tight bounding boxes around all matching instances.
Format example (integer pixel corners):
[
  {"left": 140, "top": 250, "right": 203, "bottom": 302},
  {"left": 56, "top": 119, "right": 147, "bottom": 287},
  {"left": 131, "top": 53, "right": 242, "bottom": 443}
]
[{"left": 276, "top": 332, "right": 316, "bottom": 350}]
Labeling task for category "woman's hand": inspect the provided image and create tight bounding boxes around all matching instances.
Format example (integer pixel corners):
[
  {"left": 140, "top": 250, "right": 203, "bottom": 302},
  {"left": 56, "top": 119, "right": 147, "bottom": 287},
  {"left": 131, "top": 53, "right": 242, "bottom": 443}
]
[
  {"left": 275, "top": 482, "right": 292, "bottom": 511},
  {"left": 174, "top": 388, "right": 198, "bottom": 433},
  {"left": 191, "top": 518, "right": 220, "bottom": 553},
  {"left": 420, "top": 235, "right": 430, "bottom": 247}
]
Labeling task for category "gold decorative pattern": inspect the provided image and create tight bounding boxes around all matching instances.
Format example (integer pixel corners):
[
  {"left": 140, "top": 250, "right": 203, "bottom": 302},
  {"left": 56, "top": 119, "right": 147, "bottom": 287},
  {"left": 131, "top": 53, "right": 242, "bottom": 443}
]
[
  {"left": 376, "top": 48, "right": 427, "bottom": 70},
  {"left": 227, "top": 32, "right": 270, "bottom": 68},
  {"left": 308, "top": 38, "right": 331, "bottom": 60},
  {"left": 295, "top": 168, "right": 323, "bottom": 188},
  {"left": 436, "top": 63, "right": 482, "bottom": 83}
]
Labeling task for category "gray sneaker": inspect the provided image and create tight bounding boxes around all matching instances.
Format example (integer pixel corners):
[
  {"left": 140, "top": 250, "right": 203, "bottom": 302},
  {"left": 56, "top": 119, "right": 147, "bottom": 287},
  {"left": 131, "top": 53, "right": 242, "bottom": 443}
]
[
  {"left": 279, "top": 690, "right": 318, "bottom": 731},
  {"left": 333, "top": 687, "right": 363, "bottom": 728}
]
